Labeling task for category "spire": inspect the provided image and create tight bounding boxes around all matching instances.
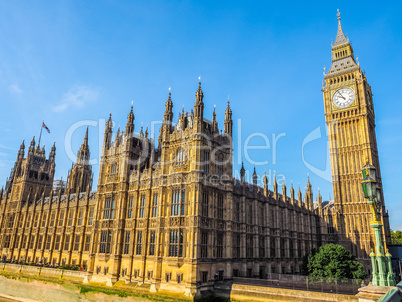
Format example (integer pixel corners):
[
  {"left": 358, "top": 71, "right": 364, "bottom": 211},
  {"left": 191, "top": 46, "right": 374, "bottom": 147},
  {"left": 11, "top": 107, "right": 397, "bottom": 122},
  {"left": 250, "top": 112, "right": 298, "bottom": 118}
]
[
  {"left": 263, "top": 170, "right": 268, "bottom": 196},
  {"left": 252, "top": 166, "right": 257, "bottom": 185},
  {"left": 212, "top": 105, "right": 218, "bottom": 132},
  {"left": 282, "top": 180, "right": 287, "bottom": 199},
  {"left": 298, "top": 185, "right": 302, "bottom": 207},
  {"left": 224, "top": 98, "right": 233, "bottom": 137},
  {"left": 17, "top": 139, "right": 25, "bottom": 160},
  {"left": 164, "top": 88, "right": 174, "bottom": 126},
  {"left": 103, "top": 113, "right": 113, "bottom": 151},
  {"left": 195, "top": 77, "right": 204, "bottom": 105},
  {"left": 83, "top": 126, "right": 89, "bottom": 146},
  {"left": 126, "top": 102, "right": 135, "bottom": 136},
  {"left": 290, "top": 182, "right": 295, "bottom": 202},
  {"left": 333, "top": 9, "right": 348, "bottom": 47},
  {"left": 78, "top": 127, "right": 90, "bottom": 164},
  {"left": 49, "top": 141, "right": 56, "bottom": 161},
  {"left": 194, "top": 78, "right": 204, "bottom": 125},
  {"left": 240, "top": 162, "right": 245, "bottom": 183}
]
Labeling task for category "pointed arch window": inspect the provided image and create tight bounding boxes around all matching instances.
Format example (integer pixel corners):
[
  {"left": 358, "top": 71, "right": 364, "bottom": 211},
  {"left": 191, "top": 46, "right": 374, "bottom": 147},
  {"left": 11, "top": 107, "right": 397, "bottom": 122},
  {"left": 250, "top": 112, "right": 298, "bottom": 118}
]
[{"left": 176, "top": 148, "right": 185, "bottom": 165}]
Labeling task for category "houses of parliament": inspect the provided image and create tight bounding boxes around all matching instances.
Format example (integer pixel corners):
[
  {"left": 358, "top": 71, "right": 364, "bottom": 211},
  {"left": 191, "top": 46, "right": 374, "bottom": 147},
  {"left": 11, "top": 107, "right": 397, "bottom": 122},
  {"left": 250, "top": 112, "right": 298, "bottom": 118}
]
[{"left": 0, "top": 12, "right": 391, "bottom": 297}]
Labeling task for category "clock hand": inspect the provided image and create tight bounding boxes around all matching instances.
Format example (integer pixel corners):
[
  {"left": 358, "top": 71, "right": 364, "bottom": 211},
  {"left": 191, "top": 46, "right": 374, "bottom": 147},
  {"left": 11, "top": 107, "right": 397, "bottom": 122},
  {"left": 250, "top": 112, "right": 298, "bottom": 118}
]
[{"left": 338, "top": 92, "right": 346, "bottom": 100}]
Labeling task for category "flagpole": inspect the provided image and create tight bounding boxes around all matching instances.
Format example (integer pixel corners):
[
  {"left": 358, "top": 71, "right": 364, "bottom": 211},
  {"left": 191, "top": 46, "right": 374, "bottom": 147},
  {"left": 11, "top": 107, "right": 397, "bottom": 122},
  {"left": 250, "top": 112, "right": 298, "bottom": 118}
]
[{"left": 38, "top": 119, "right": 43, "bottom": 146}]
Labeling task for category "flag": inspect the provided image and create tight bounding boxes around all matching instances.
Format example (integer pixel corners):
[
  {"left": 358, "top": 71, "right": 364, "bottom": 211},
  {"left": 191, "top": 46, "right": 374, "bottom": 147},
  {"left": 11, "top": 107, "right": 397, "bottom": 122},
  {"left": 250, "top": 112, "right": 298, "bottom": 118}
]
[{"left": 42, "top": 122, "right": 50, "bottom": 133}]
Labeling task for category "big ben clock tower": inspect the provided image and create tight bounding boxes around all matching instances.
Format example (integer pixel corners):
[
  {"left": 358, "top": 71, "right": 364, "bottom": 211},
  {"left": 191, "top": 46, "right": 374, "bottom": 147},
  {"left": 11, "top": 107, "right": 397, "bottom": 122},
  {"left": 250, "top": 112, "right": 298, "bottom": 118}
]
[{"left": 322, "top": 10, "right": 391, "bottom": 262}]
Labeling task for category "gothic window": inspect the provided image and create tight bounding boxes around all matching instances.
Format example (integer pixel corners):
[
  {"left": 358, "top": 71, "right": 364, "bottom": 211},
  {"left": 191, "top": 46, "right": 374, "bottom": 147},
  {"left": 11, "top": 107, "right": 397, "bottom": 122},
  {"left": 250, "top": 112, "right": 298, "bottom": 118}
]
[
  {"left": 234, "top": 233, "right": 241, "bottom": 258},
  {"left": 127, "top": 196, "right": 133, "bottom": 219},
  {"left": 3, "top": 235, "right": 10, "bottom": 248},
  {"left": 270, "top": 237, "right": 276, "bottom": 258},
  {"left": 84, "top": 235, "right": 91, "bottom": 252},
  {"left": 99, "top": 230, "right": 111, "bottom": 254},
  {"left": 103, "top": 197, "right": 115, "bottom": 219},
  {"left": 64, "top": 235, "right": 70, "bottom": 251},
  {"left": 289, "top": 239, "right": 294, "bottom": 258},
  {"left": 217, "top": 154, "right": 224, "bottom": 177},
  {"left": 202, "top": 192, "right": 208, "bottom": 217},
  {"left": 74, "top": 235, "right": 80, "bottom": 251},
  {"left": 136, "top": 231, "right": 143, "bottom": 255},
  {"left": 152, "top": 194, "right": 158, "bottom": 217},
  {"left": 217, "top": 194, "right": 224, "bottom": 220},
  {"left": 123, "top": 231, "right": 130, "bottom": 254},
  {"left": 149, "top": 231, "right": 156, "bottom": 256},
  {"left": 201, "top": 231, "right": 208, "bottom": 258},
  {"left": 176, "top": 148, "right": 185, "bottom": 165},
  {"left": 68, "top": 209, "right": 74, "bottom": 226},
  {"left": 171, "top": 189, "right": 185, "bottom": 216},
  {"left": 50, "top": 212, "right": 55, "bottom": 227},
  {"left": 169, "top": 229, "right": 183, "bottom": 257},
  {"left": 15, "top": 235, "right": 20, "bottom": 249},
  {"left": 139, "top": 195, "right": 146, "bottom": 218},
  {"left": 298, "top": 240, "right": 302, "bottom": 258},
  {"left": 58, "top": 211, "right": 64, "bottom": 227},
  {"left": 45, "top": 235, "right": 52, "bottom": 250},
  {"left": 248, "top": 204, "right": 252, "bottom": 224},
  {"left": 34, "top": 214, "right": 39, "bottom": 227},
  {"left": 19, "top": 214, "right": 24, "bottom": 228},
  {"left": 259, "top": 204, "right": 264, "bottom": 226},
  {"left": 77, "top": 210, "right": 84, "bottom": 226},
  {"left": 37, "top": 235, "right": 43, "bottom": 250},
  {"left": 216, "top": 232, "right": 223, "bottom": 258},
  {"left": 259, "top": 236, "right": 265, "bottom": 258},
  {"left": 22, "top": 235, "right": 27, "bottom": 249},
  {"left": 280, "top": 238, "right": 285, "bottom": 258},
  {"left": 246, "top": 235, "right": 253, "bottom": 258},
  {"left": 8, "top": 214, "right": 14, "bottom": 228},
  {"left": 234, "top": 199, "right": 240, "bottom": 222},
  {"left": 111, "top": 163, "right": 117, "bottom": 175},
  {"left": 88, "top": 208, "right": 94, "bottom": 225},
  {"left": 54, "top": 235, "right": 60, "bottom": 250},
  {"left": 203, "top": 151, "right": 210, "bottom": 174}
]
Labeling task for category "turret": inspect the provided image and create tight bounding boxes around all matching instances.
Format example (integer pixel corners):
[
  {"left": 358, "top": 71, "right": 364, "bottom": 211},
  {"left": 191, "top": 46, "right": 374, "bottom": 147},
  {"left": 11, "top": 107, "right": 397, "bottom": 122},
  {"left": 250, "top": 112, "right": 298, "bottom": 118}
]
[
  {"left": 290, "top": 182, "right": 295, "bottom": 204},
  {"left": 212, "top": 105, "right": 218, "bottom": 133},
  {"left": 252, "top": 166, "right": 257, "bottom": 185},
  {"left": 224, "top": 100, "right": 233, "bottom": 137},
  {"left": 49, "top": 141, "right": 56, "bottom": 161},
  {"left": 273, "top": 174, "right": 278, "bottom": 199},
  {"left": 317, "top": 189, "right": 323, "bottom": 215},
  {"left": 77, "top": 127, "right": 90, "bottom": 164},
  {"left": 282, "top": 181, "right": 287, "bottom": 200},
  {"left": 240, "top": 162, "right": 245, "bottom": 184},
  {"left": 125, "top": 103, "right": 135, "bottom": 137},
  {"left": 298, "top": 185, "right": 302, "bottom": 207},
  {"left": 28, "top": 136, "right": 35, "bottom": 155},
  {"left": 103, "top": 113, "right": 113, "bottom": 152},
  {"left": 163, "top": 89, "right": 174, "bottom": 132},
  {"left": 194, "top": 79, "right": 204, "bottom": 131},
  {"left": 17, "top": 139, "right": 25, "bottom": 160}
]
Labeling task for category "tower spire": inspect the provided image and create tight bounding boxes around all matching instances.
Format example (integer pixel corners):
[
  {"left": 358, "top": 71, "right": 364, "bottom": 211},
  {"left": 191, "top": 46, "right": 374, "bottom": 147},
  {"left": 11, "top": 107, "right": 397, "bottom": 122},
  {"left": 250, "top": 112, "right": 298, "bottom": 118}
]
[{"left": 333, "top": 9, "right": 348, "bottom": 47}]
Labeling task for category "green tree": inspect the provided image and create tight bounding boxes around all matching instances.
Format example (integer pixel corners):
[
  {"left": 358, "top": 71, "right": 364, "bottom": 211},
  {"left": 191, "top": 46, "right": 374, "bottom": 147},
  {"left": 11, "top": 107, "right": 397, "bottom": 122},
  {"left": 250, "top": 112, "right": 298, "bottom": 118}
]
[
  {"left": 391, "top": 230, "right": 402, "bottom": 244},
  {"left": 301, "top": 243, "right": 367, "bottom": 281}
]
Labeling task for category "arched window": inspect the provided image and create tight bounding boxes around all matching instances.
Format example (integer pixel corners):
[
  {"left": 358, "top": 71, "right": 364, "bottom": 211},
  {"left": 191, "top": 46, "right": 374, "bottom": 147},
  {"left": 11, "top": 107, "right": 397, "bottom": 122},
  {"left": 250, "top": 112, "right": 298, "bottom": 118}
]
[
  {"left": 176, "top": 148, "right": 185, "bottom": 165},
  {"left": 111, "top": 163, "right": 117, "bottom": 175},
  {"left": 217, "top": 154, "right": 224, "bottom": 177}
]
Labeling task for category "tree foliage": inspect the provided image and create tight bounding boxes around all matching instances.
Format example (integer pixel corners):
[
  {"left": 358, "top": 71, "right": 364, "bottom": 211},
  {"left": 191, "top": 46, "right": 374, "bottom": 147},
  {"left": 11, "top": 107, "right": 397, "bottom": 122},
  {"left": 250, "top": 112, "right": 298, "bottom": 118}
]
[
  {"left": 301, "top": 243, "right": 367, "bottom": 281},
  {"left": 391, "top": 230, "right": 402, "bottom": 244}
]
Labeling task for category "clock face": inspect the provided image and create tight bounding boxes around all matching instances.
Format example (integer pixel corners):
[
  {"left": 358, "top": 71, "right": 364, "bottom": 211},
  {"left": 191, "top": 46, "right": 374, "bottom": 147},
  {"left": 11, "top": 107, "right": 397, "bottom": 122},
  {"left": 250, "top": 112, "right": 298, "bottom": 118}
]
[{"left": 332, "top": 88, "right": 355, "bottom": 108}]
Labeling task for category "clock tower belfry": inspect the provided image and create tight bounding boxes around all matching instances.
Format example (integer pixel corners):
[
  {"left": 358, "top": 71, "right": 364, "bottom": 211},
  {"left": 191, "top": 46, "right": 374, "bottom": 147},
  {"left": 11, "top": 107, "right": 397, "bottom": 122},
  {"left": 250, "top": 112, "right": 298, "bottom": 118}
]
[{"left": 322, "top": 10, "right": 391, "bottom": 261}]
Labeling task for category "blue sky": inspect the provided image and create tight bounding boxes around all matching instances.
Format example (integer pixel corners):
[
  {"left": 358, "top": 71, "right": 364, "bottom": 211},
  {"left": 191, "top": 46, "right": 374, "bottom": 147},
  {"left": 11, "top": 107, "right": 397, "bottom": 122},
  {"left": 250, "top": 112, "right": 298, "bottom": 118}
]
[{"left": 0, "top": 1, "right": 401, "bottom": 229}]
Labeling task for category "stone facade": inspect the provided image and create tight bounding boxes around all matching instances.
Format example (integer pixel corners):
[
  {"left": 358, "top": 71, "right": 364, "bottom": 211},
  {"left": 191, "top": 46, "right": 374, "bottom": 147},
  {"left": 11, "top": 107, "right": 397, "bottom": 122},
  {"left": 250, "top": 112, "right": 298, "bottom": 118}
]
[{"left": 0, "top": 13, "right": 391, "bottom": 296}]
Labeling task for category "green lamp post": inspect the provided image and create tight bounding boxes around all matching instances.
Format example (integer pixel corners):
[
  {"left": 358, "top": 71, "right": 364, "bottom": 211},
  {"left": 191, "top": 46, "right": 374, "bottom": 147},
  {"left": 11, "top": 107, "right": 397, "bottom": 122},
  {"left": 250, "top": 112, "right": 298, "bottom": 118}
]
[{"left": 361, "top": 159, "right": 395, "bottom": 286}]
